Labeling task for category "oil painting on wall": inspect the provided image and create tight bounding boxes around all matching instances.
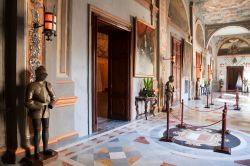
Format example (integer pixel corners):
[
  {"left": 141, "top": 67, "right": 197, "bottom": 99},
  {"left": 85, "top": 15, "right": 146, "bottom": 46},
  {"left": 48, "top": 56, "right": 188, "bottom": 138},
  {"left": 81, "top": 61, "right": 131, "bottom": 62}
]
[{"left": 134, "top": 18, "right": 156, "bottom": 77}]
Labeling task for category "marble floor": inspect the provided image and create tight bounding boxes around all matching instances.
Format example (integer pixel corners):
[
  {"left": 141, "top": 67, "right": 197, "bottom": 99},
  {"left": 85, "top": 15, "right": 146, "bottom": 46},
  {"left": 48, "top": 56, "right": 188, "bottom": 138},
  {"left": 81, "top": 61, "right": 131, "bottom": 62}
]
[{"left": 7, "top": 92, "right": 250, "bottom": 166}]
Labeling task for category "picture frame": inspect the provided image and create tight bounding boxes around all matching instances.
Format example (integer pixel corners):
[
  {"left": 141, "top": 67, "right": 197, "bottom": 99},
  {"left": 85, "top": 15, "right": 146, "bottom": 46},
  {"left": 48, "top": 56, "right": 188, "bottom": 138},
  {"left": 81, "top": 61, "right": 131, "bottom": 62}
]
[{"left": 134, "top": 17, "right": 156, "bottom": 77}]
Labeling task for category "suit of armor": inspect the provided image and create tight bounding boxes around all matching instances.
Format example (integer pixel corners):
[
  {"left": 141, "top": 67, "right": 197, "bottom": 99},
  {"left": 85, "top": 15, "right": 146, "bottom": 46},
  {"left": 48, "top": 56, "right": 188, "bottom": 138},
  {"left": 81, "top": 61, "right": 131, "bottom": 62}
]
[
  {"left": 165, "top": 76, "right": 174, "bottom": 111},
  {"left": 25, "top": 66, "right": 56, "bottom": 159},
  {"left": 25, "top": 81, "right": 56, "bottom": 119},
  {"left": 165, "top": 76, "right": 174, "bottom": 102}
]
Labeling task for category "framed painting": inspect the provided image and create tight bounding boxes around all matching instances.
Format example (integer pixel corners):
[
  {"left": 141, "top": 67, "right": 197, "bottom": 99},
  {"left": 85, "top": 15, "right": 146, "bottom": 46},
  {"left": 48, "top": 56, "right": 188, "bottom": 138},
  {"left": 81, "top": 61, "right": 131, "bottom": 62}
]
[{"left": 134, "top": 18, "right": 156, "bottom": 77}]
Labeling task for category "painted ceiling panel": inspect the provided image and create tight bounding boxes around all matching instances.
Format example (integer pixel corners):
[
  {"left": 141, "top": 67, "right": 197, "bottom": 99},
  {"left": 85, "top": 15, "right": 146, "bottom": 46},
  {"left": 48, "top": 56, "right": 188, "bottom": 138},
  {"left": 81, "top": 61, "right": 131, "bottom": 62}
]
[
  {"left": 194, "top": 0, "right": 250, "bottom": 24},
  {"left": 168, "top": 0, "right": 189, "bottom": 33}
]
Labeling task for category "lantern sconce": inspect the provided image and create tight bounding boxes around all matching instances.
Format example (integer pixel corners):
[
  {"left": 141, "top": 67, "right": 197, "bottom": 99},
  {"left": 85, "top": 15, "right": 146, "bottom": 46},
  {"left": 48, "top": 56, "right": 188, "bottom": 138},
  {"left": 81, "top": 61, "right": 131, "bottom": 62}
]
[
  {"left": 163, "top": 55, "right": 176, "bottom": 63},
  {"left": 33, "top": 3, "right": 57, "bottom": 41}
]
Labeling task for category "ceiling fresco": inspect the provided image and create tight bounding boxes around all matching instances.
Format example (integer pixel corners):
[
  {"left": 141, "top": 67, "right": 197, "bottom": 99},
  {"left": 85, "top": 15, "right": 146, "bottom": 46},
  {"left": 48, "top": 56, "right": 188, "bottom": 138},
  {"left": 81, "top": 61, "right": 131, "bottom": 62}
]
[
  {"left": 194, "top": 0, "right": 250, "bottom": 25},
  {"left": 218, "top": 38, "right": 250, "bottom": 56},
  {"left": 168, "top": 0, "right": 189, "bottom": 33}
]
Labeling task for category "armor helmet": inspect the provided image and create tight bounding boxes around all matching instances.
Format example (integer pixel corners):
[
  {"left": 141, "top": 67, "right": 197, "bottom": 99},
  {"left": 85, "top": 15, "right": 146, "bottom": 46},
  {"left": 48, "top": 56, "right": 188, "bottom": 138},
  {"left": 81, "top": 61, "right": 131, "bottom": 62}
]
[
  {"left": 169, "top": 75, "right": 174, "bottom": 82},
  {"left": 35, "top": 66, "right": 48, "bottom": 81},
  {"left": 35, "top": 66, "right": 47, "bottom": 75}
]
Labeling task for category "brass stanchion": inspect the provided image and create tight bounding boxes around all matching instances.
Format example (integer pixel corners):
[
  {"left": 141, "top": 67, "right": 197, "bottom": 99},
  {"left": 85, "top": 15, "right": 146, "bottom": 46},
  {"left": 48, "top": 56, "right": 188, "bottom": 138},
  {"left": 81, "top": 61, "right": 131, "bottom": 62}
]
[
  {"left": 204, "top": 87, "right": 210, "bottom": 108},
  {"left": 176, "top": 99, "right": 186, "bottom": 128},
  {"left": 160, "top": 98, "right": 173, "bottom": 142},
  {"left": 214, "top": 103, "right": 231, "bottom": 154}
]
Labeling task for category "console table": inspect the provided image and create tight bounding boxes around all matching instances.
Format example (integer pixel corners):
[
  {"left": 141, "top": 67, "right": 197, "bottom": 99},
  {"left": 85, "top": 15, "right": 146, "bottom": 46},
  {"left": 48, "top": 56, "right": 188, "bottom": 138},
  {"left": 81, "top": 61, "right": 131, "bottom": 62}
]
[{"left": 135, "top": 96, "right": 158, "bottom": 120}]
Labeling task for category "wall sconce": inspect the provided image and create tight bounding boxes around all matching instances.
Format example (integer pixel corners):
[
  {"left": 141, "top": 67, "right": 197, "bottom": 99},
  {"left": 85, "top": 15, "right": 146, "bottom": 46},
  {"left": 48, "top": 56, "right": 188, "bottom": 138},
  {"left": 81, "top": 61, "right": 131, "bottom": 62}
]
[
  {"left": 33, "top": 0, "right": 57, "bottom": 41},
  {"left": 163, "top": 55, "right": 176, "bottom": 63},
  {"left": 197, "top": 65, "right": 203, "bottom": 72}
]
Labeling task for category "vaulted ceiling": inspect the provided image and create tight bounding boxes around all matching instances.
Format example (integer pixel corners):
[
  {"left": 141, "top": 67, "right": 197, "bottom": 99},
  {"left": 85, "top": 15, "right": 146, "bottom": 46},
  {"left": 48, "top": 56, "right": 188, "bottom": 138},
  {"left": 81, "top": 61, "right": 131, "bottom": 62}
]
[{"left": 194, "top": 0, "right": 250, "bottom": 25}]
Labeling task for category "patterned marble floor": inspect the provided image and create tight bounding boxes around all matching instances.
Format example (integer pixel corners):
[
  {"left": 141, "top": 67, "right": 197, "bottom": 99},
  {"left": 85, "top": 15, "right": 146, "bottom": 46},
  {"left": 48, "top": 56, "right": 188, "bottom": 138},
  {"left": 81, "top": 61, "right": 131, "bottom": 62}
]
[{"left": 18, "top": 93, "right": 250, "bottom": 165}]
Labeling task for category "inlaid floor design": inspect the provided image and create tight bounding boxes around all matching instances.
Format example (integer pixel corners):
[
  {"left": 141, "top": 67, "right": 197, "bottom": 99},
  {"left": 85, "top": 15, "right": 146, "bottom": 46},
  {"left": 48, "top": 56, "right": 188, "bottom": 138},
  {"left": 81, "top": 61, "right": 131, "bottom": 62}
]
[{"left": 12, "top": 92, "right": 250, "bottom": 166}]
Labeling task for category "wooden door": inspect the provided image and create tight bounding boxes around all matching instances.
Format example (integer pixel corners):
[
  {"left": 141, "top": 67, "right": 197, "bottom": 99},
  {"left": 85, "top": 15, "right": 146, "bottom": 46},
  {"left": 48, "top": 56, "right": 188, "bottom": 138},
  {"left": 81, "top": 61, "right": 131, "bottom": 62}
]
[
  {"left": 196, "top": 52, "right": 201, "bottom": 80},
  {"left": 91, "top": 13, "right": 98, "bottom": 131},
  {"left": 227, "top": 66, "right": 243, "bottom": 91},
  {"left": 0, "top": 0, "right": 5, "bottom": 148},
  {"left": 108, "top": 31, "right": 131, "bottom": 120},
  {"left": 171, "top": 37, "right": 182, "bottom": 104}
]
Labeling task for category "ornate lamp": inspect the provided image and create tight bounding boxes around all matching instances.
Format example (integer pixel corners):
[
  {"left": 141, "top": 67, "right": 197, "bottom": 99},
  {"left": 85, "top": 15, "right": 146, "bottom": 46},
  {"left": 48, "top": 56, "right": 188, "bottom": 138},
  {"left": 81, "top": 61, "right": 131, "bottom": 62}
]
[
  {"left": 33, "top": 0, "right": 57, "bottom": 41},
  {"left": 43, "top": 10, "right": 56, "bottom": 41}
]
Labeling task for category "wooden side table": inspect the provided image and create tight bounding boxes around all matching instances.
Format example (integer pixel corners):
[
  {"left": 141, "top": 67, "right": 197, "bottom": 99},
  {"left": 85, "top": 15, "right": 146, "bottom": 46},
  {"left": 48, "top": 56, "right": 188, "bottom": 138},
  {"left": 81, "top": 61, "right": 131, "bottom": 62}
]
[{"left": 135, "top": 96, "right": 158, "bottom": 120}]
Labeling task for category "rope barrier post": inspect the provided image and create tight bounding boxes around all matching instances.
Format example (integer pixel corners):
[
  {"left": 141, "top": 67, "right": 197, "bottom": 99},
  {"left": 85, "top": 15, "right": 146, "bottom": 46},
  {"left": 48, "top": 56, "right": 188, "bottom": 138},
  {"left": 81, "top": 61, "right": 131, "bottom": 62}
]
[
  {"left": 214, "top": 103, "right": 231, "bottom": 155},
  {"left": 160, "top": 97, "right": 173, "bottom": 142},
  {"left": 204, "top": 87, "right": 210, "bottom": 108},
  {"left": 210, "top": 91, "right": 214, "bottom": 105},
  {"left": 234, "top": 88, "right": 241, "bottom": 111},
  {"left": 177, "top": 99, "right": 186, "bottom": 128}
]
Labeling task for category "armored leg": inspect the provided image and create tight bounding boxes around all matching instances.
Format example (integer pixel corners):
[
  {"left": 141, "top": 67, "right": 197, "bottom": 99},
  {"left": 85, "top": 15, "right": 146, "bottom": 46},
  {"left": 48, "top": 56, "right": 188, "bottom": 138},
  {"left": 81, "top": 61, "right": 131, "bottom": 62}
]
[
  {"left": 42, "top": 118, "right": 49, "bottom": 152},
  {"left": 32, "top": 119, "right": 42, "bottom": 159}
]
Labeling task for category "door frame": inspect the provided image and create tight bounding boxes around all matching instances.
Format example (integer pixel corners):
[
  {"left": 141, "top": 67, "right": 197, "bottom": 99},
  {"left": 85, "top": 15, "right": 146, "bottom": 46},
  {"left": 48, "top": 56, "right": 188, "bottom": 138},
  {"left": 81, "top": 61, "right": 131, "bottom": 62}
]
[
  {"left": 226, "top": 66, "right": 244, "bottom": 92},
  {"left": 170, "top": 35, "right": 183, "bottom": 104},
  {"left": 88, "top": 5, "right": 132, "bottom": 133}
]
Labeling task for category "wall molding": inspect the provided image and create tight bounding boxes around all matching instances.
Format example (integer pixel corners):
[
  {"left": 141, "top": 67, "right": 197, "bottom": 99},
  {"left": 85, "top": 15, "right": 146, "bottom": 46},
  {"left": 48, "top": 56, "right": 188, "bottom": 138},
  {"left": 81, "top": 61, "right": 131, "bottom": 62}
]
[
  {"left": 89, "top": 4, "right": 132, "bottom": 31},
  {"left": 56, "top": 80, "right": 74, "bottom": 84},
  {"left": 55, "top": 96, "right": 77, "bottom": 107},
  {"left": 57, "top": 0, "right": 71, "bottom": 78},
  {"left": 135, "top": 0, "right": 159, "bottom": 14}
]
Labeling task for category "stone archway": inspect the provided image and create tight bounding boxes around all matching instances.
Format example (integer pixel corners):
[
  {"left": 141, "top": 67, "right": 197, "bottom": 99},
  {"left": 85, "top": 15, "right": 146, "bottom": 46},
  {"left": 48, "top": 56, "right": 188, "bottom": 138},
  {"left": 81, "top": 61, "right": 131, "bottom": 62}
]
[{"left": 205, "top": 23, "right": 250, "bottom": 48}]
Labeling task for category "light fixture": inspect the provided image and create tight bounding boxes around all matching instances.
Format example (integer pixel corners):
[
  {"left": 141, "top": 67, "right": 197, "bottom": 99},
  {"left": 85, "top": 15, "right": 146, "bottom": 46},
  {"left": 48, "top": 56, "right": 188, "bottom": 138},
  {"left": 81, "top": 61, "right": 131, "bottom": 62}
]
[
  {"left": 33, "top": 0, "right": 57, "bottom": 41},
  {"left": 163, "top": 55, "right": 176, "bottom": 63},
  {"left": 171, "top": 55, "right": 176, "bottom": 63}
]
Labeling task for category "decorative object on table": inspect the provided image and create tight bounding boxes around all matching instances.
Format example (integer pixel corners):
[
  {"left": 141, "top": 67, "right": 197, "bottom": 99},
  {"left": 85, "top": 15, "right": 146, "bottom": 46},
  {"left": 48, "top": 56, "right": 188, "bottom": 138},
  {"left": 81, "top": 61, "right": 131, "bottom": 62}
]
[
  {"left": 134, "top": 17, "right": 156, "bottom": 77},
  {"left": 139, "top": 78, "right": 155, "bottom": 97},
  {"left": 24, "top": 66, "right": 58, "bottom": 162}
]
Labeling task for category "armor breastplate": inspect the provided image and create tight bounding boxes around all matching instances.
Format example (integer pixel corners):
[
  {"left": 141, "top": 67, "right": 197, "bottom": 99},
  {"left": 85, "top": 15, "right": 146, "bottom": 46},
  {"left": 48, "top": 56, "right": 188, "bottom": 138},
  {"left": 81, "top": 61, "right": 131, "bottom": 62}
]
[{"left": 31, "top": 82, "right": 49, "bottom": 103}]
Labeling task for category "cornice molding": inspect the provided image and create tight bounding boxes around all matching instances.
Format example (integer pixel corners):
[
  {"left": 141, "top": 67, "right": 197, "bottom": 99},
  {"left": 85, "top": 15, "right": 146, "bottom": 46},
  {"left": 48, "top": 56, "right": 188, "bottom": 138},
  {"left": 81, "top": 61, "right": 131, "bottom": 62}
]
[
  {"left": 55, "top": 96, "right": 77, "bottom": 107},
  {"left": 135, "top": 0, "right": 159, "bottom": 15}
]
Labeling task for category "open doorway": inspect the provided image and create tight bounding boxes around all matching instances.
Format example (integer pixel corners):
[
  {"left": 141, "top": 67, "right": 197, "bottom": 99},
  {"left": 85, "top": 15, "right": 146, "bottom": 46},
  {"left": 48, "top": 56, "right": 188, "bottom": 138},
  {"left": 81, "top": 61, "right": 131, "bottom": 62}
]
[
  {"left": 91, "top": 12, "right": 131, "bottom": 133},
  {"left": 227, "top": 66, "right": 243, "bottom": 91}
]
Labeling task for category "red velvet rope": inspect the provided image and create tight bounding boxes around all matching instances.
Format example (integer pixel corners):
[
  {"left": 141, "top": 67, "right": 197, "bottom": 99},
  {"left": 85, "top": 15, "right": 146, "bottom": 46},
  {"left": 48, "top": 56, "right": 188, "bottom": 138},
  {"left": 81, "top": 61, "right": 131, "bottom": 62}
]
[
  {"left": 169, "top": 111, "right": 224, "bottom": 128},
  {"left": 183, "top": 105, "right": 224, "bottom": 113}
]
